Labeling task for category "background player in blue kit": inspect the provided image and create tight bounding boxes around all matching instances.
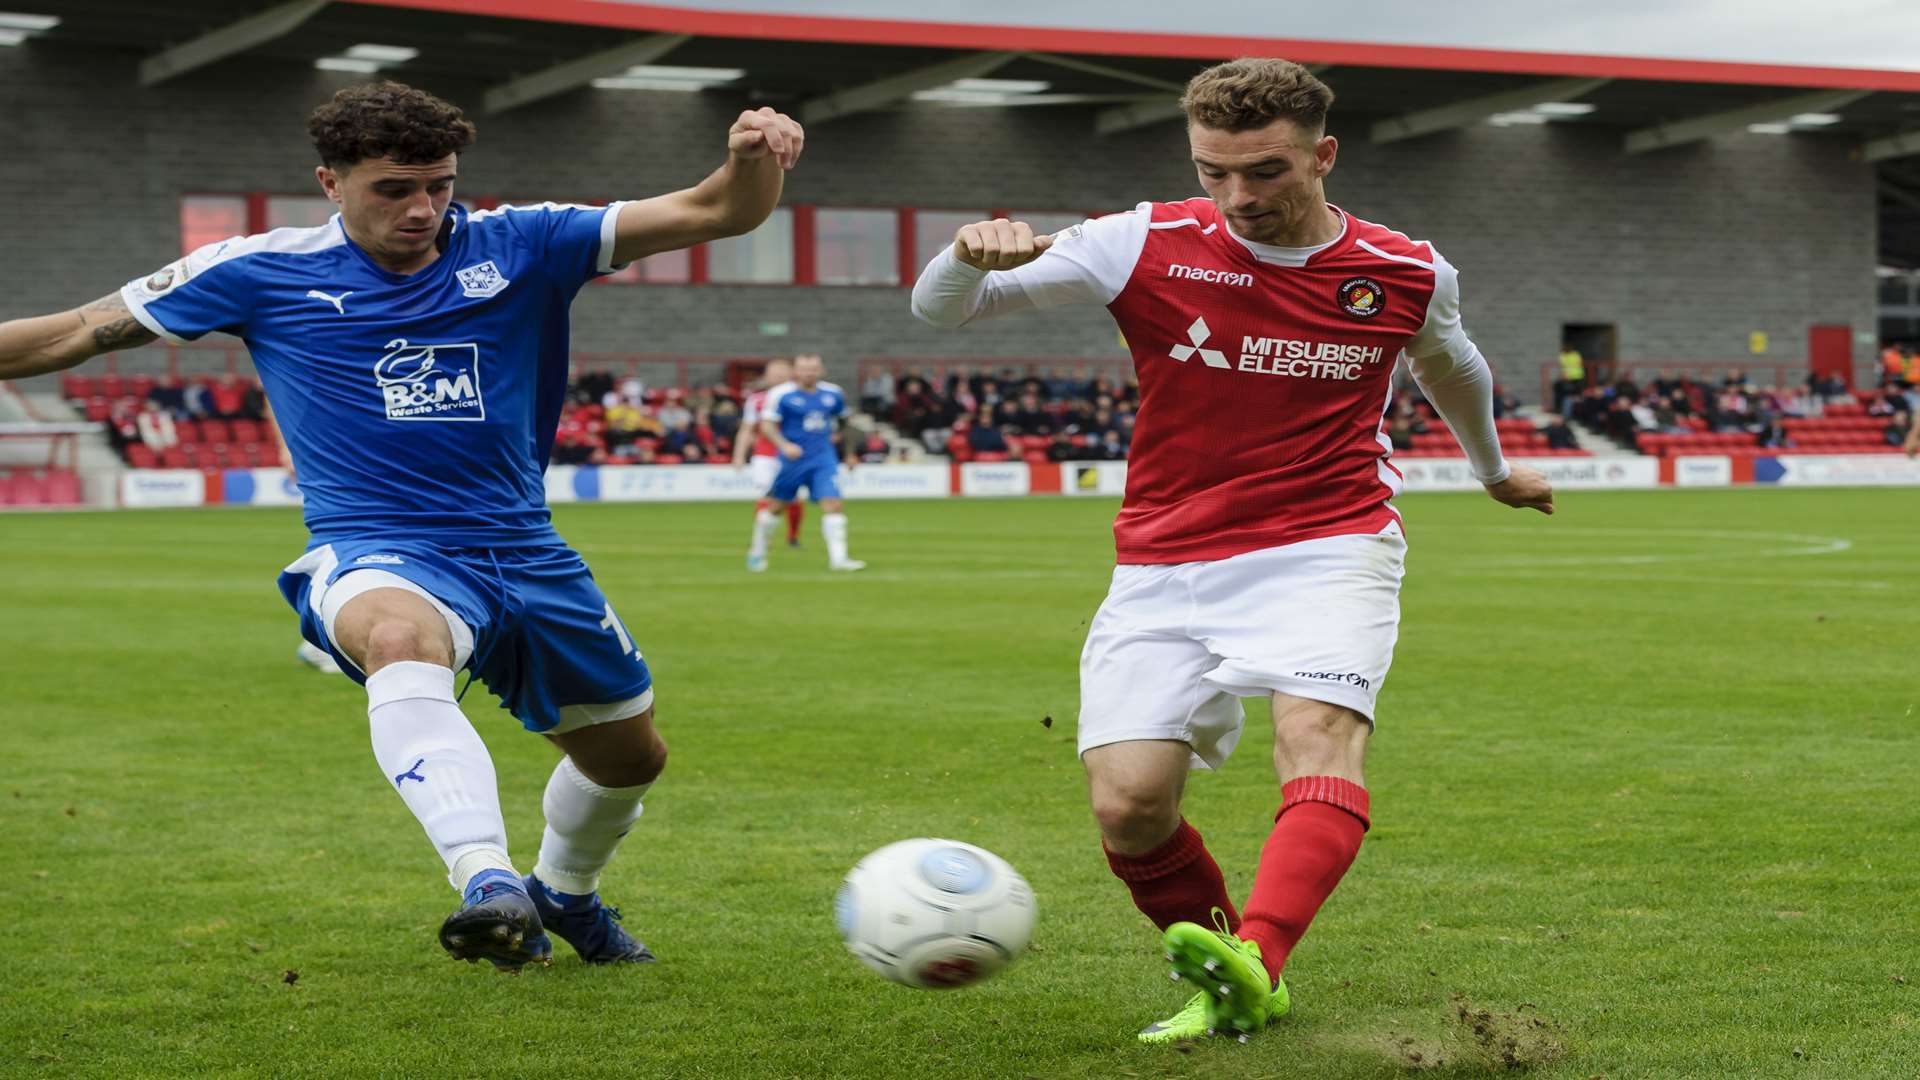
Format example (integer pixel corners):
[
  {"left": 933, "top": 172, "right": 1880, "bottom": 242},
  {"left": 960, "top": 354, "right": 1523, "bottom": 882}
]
[
  {"left": 747, "top": 353, "right": 865, "bottom": 572},
  {"left": 0, "top": 82, "right": 805, "bottom": 971}
]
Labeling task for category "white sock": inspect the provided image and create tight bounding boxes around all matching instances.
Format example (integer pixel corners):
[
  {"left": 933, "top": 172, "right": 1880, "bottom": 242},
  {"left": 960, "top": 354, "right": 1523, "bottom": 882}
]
[
  {"left": 748, "top": 508, "right": 777, "bottom": 557},
  {"left": 823, "top": 512, "right": 850, "bottom": 564},
  {"left": 531, "top": 757, "right": 649, "bottom": 897},
  {"left": 366, "top": 661, "right": 514, "bottom": 893}
]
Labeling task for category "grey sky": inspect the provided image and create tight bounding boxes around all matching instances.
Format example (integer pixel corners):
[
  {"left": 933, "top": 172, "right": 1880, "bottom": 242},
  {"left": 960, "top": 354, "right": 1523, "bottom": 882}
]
[{"left": 640, "top": 0, "right": 1920, "bottom": 72}]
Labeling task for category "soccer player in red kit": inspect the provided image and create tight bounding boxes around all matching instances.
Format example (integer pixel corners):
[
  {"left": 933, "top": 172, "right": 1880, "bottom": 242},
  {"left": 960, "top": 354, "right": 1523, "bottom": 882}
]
[
  {"left": 734, "top": 356, "right": 804, "bottom": 555},
  {"left": 910, "top": 59, "right": 1554, "bottom": 1043}
]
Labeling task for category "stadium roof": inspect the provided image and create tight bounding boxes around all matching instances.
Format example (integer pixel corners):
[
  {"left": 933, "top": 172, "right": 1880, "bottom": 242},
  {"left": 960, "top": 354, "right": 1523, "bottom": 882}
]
[{"left": 19, "top": 0, "right": 1920, "bottom": 263}]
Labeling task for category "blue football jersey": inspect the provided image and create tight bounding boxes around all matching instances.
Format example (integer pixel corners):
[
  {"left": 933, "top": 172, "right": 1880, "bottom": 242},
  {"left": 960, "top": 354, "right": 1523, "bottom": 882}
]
[
  {"left": 764, "top": 380, "right": 847, "bottom": 461},
  {"left": 120, "top": 201, "right": 627, "bottom": 547}
]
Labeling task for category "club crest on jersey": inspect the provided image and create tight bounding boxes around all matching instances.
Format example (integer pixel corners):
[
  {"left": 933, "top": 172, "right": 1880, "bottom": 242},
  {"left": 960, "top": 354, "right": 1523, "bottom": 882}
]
[
  {"left": 374, "top": 338, "right": 485, "bottom": 421},
  {"left": 1337, "top": 277, "right": 1386, "bottom": 318},
  {"left": 455, "top": 260, "right": 510, "bottom": 299}
]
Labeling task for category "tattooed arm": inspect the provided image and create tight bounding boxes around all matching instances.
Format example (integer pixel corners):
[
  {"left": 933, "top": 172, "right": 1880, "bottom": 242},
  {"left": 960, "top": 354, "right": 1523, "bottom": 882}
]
[{"left": 0, "top": 292, "right": 158, "bottom": 380}]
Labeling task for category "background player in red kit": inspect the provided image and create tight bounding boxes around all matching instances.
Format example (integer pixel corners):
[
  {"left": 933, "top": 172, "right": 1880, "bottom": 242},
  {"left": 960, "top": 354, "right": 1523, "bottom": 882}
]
[
  {"left": 911, "top": 58, "right": 1554, "bottom": 1043},
  {"left": 734, "top": 356, "right": 804, "bottom": 553}
]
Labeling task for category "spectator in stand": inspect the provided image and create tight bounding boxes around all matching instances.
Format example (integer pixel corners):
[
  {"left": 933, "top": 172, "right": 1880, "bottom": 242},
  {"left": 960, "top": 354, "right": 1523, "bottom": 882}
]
[
  {"left": 1009, "top": 389, "right": 1053, "bottom": 435},
  {"left": 1755, "top": 414, "right": 1792, "bottom": 449},
  {"left": 1629, "top": 395, "right": 1658, "bottom": 436},
  {"left": 210, "top": 373, "right": 249, "bottom": 419},
  {"left": 571, "top": 368, "right": 614, "bottom": 406},
  {"left": 859, "top": 430, "right": 890, "bottom": 464},
  {"left": 1543, "top": 415, "right": 1578, "bottom": 450},
  {"left": 891, "top": 373, "right": 941, "bottom": 438},
  {"left": 148, "top": 375, "right": 187, "bottom": 417},
  {"left": 1491, "top": 383, "right": 1520, "bottom": 420},
  {"left": 1883, "top": 345, "right": 1906, "bottom": 385},
  {"left": 1884, "top": 411, "right": 1911, "bottom": 448},
  {"left": 1386, "top": 411, "right": 1416, "bottom": 451},
  {"left": 1605, "top": 397, "right": 1640, "bottom": 448},
  {"left": 966, "top": 406, "right": 1010, "bottom": 455},
  {"left": 860, "top": 367, "right": 895, "bottom": 416},
  {"left": 182, "top": 378, "right": 214, "bottom": 420},
  {"left": 708, "top": 396, "right": 741, "bottom": 449},
  {"left": 136, "top": 399, "right": 177, "bottom": 453},
  {"left": 242, "top": 378, "right": 269, "bottom": 420},
  {"left": 1554, "top": 344, "right": 1585, "bottom": 415},
  {"left": 1709, "top": 386, "right": 1752, "bottom": 432},
  {"left": 603, "top": 394, "right": 648, "bottom": 453},
  {"left": 660, "top": 407, "right": 705, "bottom": 459}
]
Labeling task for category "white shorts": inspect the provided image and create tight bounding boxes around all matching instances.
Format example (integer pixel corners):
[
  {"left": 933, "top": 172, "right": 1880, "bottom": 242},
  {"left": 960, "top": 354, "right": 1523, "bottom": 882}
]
[
  {"left": 1077, "top": 526, "right": 1406, "bottom": 770},
  {"left": 750, "top": 455, "right": 781, "bottom": 496}
]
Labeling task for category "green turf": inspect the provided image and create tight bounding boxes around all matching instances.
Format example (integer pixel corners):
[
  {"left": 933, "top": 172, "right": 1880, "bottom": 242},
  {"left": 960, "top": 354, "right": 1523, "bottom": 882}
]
[{"left": 0, "top": 489, "right": 1911, "bottom": 1078}]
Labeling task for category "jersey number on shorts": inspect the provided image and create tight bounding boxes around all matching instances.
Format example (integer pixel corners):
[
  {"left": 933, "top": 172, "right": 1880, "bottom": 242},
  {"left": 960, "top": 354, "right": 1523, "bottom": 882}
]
[{"left": 599, "top": 603, "right": 642, "bottom": 661}]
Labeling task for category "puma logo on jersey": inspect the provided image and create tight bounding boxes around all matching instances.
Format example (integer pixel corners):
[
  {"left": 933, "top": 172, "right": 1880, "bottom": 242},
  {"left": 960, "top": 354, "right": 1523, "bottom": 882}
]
[
  {"left": 1167, "top": 264, "right": 1253, "bottom": 287},
  {"left": 306, "top": 289, "right": 353, "bottom": 314}
]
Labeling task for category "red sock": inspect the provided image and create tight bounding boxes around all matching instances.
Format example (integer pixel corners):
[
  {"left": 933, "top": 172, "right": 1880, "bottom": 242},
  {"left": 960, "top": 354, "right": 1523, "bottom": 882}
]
[
  {"left": 1238, "top": 776, "right": 1369, "bottom": 981},
  {"left": 1104, "top": 819, "right": 1239, "bottom": 933},
  {"left": 786, "top": 502, "right": 804, "bottom": 541}
]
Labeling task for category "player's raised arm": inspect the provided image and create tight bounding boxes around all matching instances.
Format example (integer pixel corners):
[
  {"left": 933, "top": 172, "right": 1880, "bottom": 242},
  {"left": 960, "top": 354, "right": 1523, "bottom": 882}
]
[
  {"left": 910, "top": 208, "right": 1149, "bottom": 328},
  {"left": 609, "top": 107, "right": 803, "bottom": 263},
  {"left": 0, "top": 292, "right": 158, "bottom": 381}
]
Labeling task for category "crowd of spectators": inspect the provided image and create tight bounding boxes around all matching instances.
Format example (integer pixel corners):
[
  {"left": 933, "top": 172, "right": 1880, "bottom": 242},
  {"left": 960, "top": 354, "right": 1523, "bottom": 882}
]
[
  {"left": 1563, "top": 368, "right": 1859, "bottom": 451},
  {"left": 551, "top": 368, "right": 893, "bottom": 466},
  {"left": 105, "top": 374, "right": 268, "bottom": 457},
  {"left": 870, "top": 365, "right": 1140, "bottom": 462}
]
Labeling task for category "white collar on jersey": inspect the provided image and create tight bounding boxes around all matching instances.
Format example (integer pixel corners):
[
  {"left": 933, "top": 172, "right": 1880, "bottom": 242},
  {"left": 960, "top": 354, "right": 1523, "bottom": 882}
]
[{"left": 1222, "top": 206, "right": 1348, "bottom": 267}]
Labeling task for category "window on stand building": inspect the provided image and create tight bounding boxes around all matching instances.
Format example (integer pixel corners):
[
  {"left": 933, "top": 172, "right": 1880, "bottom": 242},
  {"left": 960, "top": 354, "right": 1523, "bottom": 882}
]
[
  {"left": 816, "top": 208, "right": 899, "bottom": 286},
  {"left": 707, "top": 207, "right": 794, "bottom": 284},
  {"left": 180, "top": 195, "right": 247, "bottom": 255}
]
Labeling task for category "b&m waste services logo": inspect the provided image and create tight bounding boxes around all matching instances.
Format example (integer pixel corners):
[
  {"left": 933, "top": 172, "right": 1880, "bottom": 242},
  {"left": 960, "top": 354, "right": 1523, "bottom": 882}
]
[{"left": 374, "top": 339, "right": 485, "bottom": 421}]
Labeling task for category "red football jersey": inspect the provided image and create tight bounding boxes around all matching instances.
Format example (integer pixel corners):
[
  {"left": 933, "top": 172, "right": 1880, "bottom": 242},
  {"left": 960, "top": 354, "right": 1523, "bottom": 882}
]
[
  {"left": 742, "top": 388, "right": 779, "bottom": 458},
  {"left": 1102, "top": 199, "right": 1448, "bottom": 562}
]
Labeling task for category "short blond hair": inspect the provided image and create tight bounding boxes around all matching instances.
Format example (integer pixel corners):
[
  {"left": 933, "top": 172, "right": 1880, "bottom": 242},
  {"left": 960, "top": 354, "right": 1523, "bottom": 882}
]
[{"left": 1181, "top": 58, "right": 1334, "bottom": 133}]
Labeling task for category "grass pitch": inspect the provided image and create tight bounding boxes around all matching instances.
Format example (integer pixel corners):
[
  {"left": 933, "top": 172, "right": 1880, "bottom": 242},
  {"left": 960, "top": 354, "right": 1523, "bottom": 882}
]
[{"left": 0, "top": 488, "right": 1911, "bottom": 1078}]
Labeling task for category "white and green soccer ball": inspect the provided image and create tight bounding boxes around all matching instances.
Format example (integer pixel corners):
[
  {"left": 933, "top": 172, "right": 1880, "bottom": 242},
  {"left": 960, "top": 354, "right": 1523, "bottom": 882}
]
[{"left": 835, "top": 838, "right": 1036, "bottom": 989}]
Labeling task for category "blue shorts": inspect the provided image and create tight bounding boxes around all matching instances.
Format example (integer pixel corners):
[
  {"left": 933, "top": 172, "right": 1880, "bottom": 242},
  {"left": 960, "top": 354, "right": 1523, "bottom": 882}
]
[
  {"left": 277, "top": 540, "right": 654, "bottom": 734},
  {"left": 769, "top": 456, "right": 842, "bottom": 502}
]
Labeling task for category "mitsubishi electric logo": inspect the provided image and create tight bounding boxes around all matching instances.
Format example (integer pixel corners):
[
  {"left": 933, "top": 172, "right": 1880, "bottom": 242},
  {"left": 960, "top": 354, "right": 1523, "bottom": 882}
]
[
  {"left": 1165, "top": 315, "right": 1389, "bottom": 381},
  {"left": 1168, "top": 316, "right": 1231, "bottom": 368}
]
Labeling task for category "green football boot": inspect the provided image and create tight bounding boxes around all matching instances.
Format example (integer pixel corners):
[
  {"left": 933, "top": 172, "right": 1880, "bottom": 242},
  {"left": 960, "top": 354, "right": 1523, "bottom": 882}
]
[
  {"left": 1137, "top": 990, "right": 1211, "bottom": 1044},
  {"left": 1160, "top": 918, "right": 1291, "bottom": 1041}
]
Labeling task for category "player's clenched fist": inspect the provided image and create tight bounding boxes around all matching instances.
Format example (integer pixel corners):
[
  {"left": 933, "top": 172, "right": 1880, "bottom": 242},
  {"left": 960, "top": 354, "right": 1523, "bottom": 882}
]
[
  {"left": 1485, "top": 464, "right": 1555, "bottom": 515},
  {"left": 729, "top": 107, "right": 804, "bottom": 170},
  {"left": 952, "top": 219, "right": 1054, "bottom": 271}
]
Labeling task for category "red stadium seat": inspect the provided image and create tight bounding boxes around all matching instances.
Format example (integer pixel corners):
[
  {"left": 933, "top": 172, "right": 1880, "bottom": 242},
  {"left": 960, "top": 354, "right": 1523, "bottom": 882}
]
[
  {"left": 84, "top": 397, "right": 112, "bottom": 422},
  {"left": 125, "top": 444, "right": 156, "bottom": 468},
  {"left": 98, "top": 374, "right": 125, "bottom": 399},
  {"left": 42, "top": 469, "right": 80, "bottom": 506},
  {"left": 129, "top": 375, "right": 156, "bottom": 399},
  {"left": 230, "top": 420, "right": 262, "bottom": 444},
  {"left": 174, "top": 420, "right": 200, "bottom": 443},
  {"left": 200, "top": 420, "right": 231, "bottom": 443},
  {"left": 653, "top": 454, "right": 683, "bottom": 464},
  {"left": 160, "top": 447, "right": 187, "bottom": 469},
  {"left": 62, "top": 374, "right": 92, "bottom": 400},
  {"left": 973, "top": 451, "right": 1011, "bottom": 462}
]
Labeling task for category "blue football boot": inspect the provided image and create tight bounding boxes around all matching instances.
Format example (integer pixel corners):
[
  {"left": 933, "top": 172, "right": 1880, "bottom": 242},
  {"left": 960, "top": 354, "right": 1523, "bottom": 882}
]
[
  {"left": 439, "top": 869, "right": 553, "bottom": 971},
  {"left": 525, "top": 873, "right": 657, "bottom": 964}
]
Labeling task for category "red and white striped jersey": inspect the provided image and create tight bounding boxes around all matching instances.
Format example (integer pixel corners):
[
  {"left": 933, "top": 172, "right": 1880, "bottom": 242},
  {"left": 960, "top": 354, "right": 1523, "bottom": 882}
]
[
  {"left": 912, "top": 198, "right": 1503, "bottom": 565},
  {"left": 741, "top": 388, "right": 779, "bottom": 458}
]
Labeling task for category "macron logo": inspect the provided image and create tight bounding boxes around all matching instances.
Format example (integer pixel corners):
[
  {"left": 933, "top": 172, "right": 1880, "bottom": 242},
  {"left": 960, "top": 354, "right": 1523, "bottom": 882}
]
[{"left": 1168, "top": 264, "right": 1254, "bottom": 287}]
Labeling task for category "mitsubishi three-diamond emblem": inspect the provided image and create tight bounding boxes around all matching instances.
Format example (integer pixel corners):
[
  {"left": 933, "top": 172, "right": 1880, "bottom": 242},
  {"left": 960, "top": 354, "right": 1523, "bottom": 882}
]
[{"left": 1168, "top": 316, "right": 1231, "bottom": 368}]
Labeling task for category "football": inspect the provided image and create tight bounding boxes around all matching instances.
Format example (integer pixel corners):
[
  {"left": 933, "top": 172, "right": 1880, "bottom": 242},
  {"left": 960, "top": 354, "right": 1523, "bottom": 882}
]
[{"left": 834, "top": 838, "right": 1037, "bottom": 989}]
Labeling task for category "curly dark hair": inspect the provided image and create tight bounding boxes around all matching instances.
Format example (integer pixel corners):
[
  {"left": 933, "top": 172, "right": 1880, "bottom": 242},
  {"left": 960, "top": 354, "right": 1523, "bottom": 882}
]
[
  {"left": 308, "top": 82, "right": 476, "bottom": 169},
  {"left": 1181, "top": 59, "right": 1334, "bottom": 134}
]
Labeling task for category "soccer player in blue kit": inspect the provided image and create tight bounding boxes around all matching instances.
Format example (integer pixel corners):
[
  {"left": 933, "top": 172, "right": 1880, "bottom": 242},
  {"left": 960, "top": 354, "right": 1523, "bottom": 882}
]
[
  {"left": 746, "top": 353, "right": 865, "bottom": 572},
  {"left": 0, "top": 83, "right": 806, "bottom": 970}
]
